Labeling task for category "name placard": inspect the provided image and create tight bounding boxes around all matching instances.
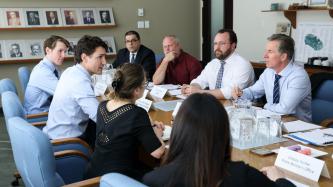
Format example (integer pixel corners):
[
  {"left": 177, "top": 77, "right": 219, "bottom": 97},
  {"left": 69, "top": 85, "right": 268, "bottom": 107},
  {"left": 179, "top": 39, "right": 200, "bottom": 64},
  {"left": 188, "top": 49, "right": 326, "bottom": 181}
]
[
  {"left": 150, "top": 86, "right": 167, "bottom": 99},
  {"left": 275, "top": 147, "right": 330, "bottom": 181},
  {"left": 172, "top": 102, "right": 182, "bottom": 119},
  {"left": 135, "top": 98, "right": 153, "bottom": 112}
]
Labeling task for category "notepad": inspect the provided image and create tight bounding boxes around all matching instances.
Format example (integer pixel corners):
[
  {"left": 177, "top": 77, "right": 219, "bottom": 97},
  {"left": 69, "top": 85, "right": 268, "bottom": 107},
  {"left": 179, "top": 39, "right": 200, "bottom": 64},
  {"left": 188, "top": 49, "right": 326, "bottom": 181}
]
[
  {"left": 288, "top": 128, "right": 333, "bottom": 146},
  {"left": 283, "top": 120, "right": 322, "bottom": 133}
]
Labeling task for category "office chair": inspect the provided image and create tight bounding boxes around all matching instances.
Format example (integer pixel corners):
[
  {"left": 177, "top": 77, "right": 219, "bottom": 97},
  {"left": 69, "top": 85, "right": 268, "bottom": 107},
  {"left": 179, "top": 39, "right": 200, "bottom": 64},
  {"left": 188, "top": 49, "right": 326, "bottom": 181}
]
[
  {"left": 7, "top": 117, "right": 91, "bottom": 186},
  {"left": 100, "top": 173, "right": 147, "bottom": 187},
  {"left": 155, "top": 53, "right": 164, "bottom": 65},
  {"left": 0, "top": 78, "right": 18, "bottom": 95},
  {"left": 311, "top": 72, "right": 333, "bottom": 127},
  {"left": 17, "top": 66, "right": 31, "bottom": 95}
]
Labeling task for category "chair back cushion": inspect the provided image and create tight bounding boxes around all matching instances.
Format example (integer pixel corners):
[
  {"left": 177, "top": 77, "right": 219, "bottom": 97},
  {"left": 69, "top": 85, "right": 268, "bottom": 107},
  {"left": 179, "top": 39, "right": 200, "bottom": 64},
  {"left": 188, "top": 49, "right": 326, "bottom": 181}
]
[
  {"left": 1, "top": 91, "right": 26, "bottom": 125},
  {"left": 7, "top": 117, "right": 64, "bottom": 187},
  {"left": 18, "top": 66, "right": 31, "bottom": 94},
  {"left": 312, "top": 80, "right": 333, "bottom": 124},
  {"left": 100, "top": 173, "right": 147, "bottom": 187}
]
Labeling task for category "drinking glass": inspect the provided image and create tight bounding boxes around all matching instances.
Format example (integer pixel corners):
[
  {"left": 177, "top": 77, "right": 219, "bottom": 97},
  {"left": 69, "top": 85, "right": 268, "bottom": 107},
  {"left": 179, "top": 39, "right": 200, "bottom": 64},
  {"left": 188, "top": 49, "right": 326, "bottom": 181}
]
[
  {"left": 257, "top": 117, "right": 270, "bottom": 144},
  {"left": 239, "top": 118, "right": 255, "bottom": 146},
  {"left": 269, "top": 115, "right": 282, "bottom": 138}
]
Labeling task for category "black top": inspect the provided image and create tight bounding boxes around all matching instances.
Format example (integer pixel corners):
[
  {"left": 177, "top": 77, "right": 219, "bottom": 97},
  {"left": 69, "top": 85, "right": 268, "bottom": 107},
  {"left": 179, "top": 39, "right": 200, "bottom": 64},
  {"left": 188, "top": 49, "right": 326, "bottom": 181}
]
[
  {"left": 84, "top": 101, "right": 161, "bottom": 180},
  {"left": 143, "top": 161, "right": 295, "bottom": 187},
  {"left": 113, "top": 45, "right": 156, "bottom": 81}
]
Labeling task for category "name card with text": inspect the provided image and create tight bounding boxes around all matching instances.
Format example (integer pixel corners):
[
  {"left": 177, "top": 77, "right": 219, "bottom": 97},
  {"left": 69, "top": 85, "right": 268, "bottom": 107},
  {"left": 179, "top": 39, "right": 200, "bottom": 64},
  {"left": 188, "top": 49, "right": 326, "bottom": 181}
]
[
  {"left": 135, "top": 98, "right": 153, "bottom": 112},
  {"left": 150, "top": 86, "right": 168, "bottom": 99},
  {"left": 275, "top": 147, "right": 330, "bottom": 181}
]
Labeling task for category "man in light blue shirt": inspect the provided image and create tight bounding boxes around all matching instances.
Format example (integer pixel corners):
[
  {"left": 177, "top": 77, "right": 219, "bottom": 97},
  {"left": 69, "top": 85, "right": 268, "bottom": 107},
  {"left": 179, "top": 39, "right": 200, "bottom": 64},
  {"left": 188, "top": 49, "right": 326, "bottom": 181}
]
[
  {"left": 232, "top": 34, "right": 311, "bottom": 122},
  {"left": 23, "top": 35, "right": 70, "bottom": 115},
  {"left": 43, "top": 35, "right": 108, "bottom": 147}
]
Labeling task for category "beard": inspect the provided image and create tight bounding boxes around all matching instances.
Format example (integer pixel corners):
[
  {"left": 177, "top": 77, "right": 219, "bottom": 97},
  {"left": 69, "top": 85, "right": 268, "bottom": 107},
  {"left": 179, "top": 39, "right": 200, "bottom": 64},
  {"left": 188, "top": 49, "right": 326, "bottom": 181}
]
[{"left": 215, "top": 48, "right": 232, "bottom": 60}]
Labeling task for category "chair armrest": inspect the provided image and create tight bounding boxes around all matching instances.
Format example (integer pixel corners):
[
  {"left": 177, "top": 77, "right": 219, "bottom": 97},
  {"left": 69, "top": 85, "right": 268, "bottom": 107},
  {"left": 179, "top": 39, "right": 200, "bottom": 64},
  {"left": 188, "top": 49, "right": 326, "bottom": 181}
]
[
  {"left": 54, "top": 150, "right": 90, "bottom": 161},
  {"left": 26, "top": 112, "right": 48, "bottom": 119},
  {"left": 31, "top": 121, "right": 46, "bottom": 127},
  {"left": 51, "top": 137, "right": 93, "bottom": 154},
  {"left": 320, "top": 118, "right": 333, "bottom": 128},
  {"left": 62, "top": 176, "right": 100, "bottom": 187}
]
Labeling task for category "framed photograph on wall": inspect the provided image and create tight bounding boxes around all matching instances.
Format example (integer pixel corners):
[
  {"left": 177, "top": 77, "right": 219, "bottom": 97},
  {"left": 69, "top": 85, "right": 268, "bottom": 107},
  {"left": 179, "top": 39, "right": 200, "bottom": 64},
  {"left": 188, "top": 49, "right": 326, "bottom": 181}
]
[
  {"left": 4, "top": 40, "right": 27, "bottom": 59},
  {"left": 96, "top": 8, "right": 115, "bottom": 25},
  {"left": 276, "top": 22, "right": 291, "bottom": 36},
  {"left": 23, "top": 9, "right": 45, "bottom": 27},
  {"left": 61, "top": 8, "right": 81, "bottom": 26},
  {"left": 0, "top": 41, "right": 4, "bottom": 59},
  {"left": 80, "top": 8, "right": 97, "bottom": 25},
  {"left": 26, "top": 40, "right": 44, "bottom": 58},
  {"left": 66, "top": 38, "right": 79, "bottom": 56},
  {"left": 101, "top": 36, "right": 116, "bottom": 54},
  {"left": 308, "top": 0, "right": 333, "bottom": 7},
  {"left": 3, "top": 8, "right": 25, "bottom": 28},
  {"left": 44, "top": 8, "right": 63, "bottom": 26}
]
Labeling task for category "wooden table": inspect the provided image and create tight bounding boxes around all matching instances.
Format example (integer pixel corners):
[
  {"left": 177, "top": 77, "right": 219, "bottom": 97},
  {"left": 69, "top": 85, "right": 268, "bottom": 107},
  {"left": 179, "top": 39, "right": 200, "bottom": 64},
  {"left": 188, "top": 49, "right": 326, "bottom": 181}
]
[{"left": 148, "top": 99, "right": 333, "bottom": 187}]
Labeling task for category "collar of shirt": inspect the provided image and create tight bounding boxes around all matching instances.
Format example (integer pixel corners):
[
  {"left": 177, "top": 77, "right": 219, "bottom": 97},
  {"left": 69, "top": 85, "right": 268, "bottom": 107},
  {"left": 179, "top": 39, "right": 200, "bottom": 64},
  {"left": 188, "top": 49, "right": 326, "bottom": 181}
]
[
  {"left": 42, "top": 57, "right": 57, "bottom": 72},
  {"left": 276, "top": 61, "right": 294, "bottom": 78},
  {"left": 76, "top": 64, "right": 93, "bottom": 81},
  {"left": 129, "top": 52, "right": 137, "bottom": 59}
]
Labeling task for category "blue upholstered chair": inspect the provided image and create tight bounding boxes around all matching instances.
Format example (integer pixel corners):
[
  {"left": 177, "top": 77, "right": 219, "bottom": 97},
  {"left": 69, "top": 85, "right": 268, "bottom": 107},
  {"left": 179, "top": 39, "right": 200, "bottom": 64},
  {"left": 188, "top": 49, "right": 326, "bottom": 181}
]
[
  {"left": 311, "top": 72, "right": 333, "bottom": 127},
  {"left": 1, "top": 91, "right": 92, "bottom": 157},
  {"left": 7, "top": 117, "right": 93, "bottom": 186},
  {"left": 155, "top": 53, "right": 164, "bottom": 65},
  {"left": 17, "top": 66, "right": 31, "bottom": 95},
  {"left": 100, "top": 173, "right": 147, "bottom": 187},
  {"left": 0, "top": 78, "right": 18, "bottom": 95}
]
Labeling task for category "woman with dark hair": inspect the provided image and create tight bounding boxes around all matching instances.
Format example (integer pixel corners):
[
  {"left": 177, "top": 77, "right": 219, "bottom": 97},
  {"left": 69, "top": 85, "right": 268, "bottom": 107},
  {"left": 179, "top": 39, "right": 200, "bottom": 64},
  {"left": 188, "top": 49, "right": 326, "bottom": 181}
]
[
  {"left": 143, "top": 93, "right": 295, "bottom": 187},
  {"left": 84, "top": 63, "right": 165, "bottom": 180}
]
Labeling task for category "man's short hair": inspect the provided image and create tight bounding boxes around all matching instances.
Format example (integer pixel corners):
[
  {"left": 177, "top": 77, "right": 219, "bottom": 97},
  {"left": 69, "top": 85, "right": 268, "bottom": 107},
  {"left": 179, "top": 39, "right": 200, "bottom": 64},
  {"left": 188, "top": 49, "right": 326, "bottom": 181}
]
[
  {"left": 217, "top": 29, "right": 237, "bottom": 47},
  {"left": 267, "top": 34, "right": 294, "bottom": 61},
  {"left": 125, "top": 30, "right": 140, "bottom": 40},
  {"left": 74, "top": 35, "right": 108, "bottom": 64},
  {"left": 43, "top": 35, "right": 70, "bottom": 54},
  {"left": 163, "top": 35, "right": 180, "bottom": 44}
]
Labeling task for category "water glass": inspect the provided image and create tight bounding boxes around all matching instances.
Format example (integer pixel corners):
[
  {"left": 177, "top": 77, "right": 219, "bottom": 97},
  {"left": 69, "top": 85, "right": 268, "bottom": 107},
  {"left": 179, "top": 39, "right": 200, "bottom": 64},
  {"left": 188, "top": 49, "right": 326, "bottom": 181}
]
[
  {"left": 257, "top": 117, "right": 270, "bottom": 144},
  {"left": 238, "top": 118, "right": 255, "bottom": 146},
  {"left": 269, "top": 115, "right": 282, "bottom": 138}
]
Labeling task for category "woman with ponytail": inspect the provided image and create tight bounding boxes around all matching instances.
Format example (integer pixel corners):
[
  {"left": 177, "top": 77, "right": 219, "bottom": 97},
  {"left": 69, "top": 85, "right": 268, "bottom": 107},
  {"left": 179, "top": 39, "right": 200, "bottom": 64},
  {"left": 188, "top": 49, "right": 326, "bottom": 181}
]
[{"left": 84, "top": 63, "right": 165, "bottom": 180}]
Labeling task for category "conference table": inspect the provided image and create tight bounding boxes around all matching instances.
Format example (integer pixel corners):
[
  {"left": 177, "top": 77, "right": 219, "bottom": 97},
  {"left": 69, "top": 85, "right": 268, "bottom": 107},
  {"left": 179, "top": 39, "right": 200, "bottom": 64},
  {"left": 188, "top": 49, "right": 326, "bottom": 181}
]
[{"left": 148, "top": 98, "right": 333, "bottom": 187}]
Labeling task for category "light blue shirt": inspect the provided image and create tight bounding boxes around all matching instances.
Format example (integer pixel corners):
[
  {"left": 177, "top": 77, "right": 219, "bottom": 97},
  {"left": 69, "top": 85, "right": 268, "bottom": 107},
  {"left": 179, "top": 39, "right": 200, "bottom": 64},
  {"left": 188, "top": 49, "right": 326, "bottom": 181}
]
[
  {"left": 43, "top": 64, "right": 99, "bottom": 139},
  {"left": 241, "top": 62, "right": 312, "bottom": 122},
  {"left": 23, "top": 57, "right": 60, "bottom": 114}
]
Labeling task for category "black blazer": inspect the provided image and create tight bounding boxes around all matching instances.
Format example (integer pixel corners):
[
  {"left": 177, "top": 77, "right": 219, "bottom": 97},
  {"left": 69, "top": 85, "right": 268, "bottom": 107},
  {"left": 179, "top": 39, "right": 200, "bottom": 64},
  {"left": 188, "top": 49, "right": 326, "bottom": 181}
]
[{"left": 113, "top": 45, "right": 156, "bottom": 81}]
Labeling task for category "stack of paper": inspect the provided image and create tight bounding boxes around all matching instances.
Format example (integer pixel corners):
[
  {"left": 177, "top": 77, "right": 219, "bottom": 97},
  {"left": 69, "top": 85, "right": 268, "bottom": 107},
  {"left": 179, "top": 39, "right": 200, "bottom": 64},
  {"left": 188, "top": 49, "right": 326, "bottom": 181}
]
[
  {"left": 287, "top": 128, "right": 333, "bottom": 146},
  {"left": 283, "top": 120, "right": 321, "bottom": 133}
]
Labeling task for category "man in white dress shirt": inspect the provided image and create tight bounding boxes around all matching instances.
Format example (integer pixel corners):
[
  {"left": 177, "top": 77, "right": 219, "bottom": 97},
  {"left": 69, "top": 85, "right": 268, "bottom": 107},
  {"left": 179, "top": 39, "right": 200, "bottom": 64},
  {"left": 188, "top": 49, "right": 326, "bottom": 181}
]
[
  {"left": 43, "top": 35, "right": 108, "bottom": 147},
  {"left": 181, "top": 29, "right": 254, "bottom": 99}
]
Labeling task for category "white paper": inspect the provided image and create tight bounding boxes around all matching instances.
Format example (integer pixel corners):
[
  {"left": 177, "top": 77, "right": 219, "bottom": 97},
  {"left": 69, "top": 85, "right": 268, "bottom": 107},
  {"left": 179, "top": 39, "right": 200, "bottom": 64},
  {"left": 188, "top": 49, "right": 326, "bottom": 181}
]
[
  {"left": 167, "top": 89, "right": 181, "bottom": 96},
  {"left": 94, "top": 82, "right": 107, "bottom": 96},
  {"left": 172, "top": 102, "right": 182, "bottom": 118},
  {"left": 150, "top": 86, "right": 168, "bottom": 99},
  {"left": 272, "top": 144, "right": 328, "bottom": 158},
  {"left": 256, "top": 109, "right": 282, "bottom": 118},
  {"left": 162, "top": 126, "right": 172, "bottom": 141},
  {"left": 135, "top": 98, "right": 152, "bottom": 112},
  {"left": 176, "top": 94, "right": 187, "bottom": 100},
  {"left": 153, "top": 100, "right": 182, "bottom": 112},
  {"left": 275, "top": 147, "right": 330, "bottom": 181},
  {"left": 283, "top": 120, "right": 322, "bottom": 133},
  {"left": 157, "top": 84, "right": 180, "bottom": 90}
]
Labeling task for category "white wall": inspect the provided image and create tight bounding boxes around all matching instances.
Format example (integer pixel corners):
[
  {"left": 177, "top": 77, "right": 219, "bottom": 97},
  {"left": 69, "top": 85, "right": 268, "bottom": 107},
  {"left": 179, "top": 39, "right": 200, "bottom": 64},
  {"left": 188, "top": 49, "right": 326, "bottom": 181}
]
[{"left": 234, "top": 0, "right": 332, "bottom": 62}]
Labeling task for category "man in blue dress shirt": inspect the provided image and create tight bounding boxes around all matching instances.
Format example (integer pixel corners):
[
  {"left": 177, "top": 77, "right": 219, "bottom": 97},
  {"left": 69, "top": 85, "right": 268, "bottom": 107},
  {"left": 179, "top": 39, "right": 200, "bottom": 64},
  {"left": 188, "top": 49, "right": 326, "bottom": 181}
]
[
  {"left": 23, "top": 35, "right": 70, "bottom": 115},
  {"left": 232, "top": 34, "right": 311, "bottom": 122},
  {"left": 43, "top": 35, "right": 108, "bottom": 147}
]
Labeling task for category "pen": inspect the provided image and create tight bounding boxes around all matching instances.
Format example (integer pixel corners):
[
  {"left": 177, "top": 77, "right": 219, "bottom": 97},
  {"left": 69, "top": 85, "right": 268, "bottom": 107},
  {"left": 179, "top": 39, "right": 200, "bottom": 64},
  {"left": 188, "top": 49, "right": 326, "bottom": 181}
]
[{"left": 323, "top": 133, "right": 333, "bottom": 137}]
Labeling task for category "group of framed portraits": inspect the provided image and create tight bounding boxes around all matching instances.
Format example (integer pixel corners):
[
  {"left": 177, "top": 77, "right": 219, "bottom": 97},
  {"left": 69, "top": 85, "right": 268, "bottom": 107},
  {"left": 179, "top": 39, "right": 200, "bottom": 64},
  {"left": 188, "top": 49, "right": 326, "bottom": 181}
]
[
  {"left": 0, "top": 36, "right": 116, "bottom": 60},
  {"left": 0, "top": 8, "right": 115, "bottom": 28}
]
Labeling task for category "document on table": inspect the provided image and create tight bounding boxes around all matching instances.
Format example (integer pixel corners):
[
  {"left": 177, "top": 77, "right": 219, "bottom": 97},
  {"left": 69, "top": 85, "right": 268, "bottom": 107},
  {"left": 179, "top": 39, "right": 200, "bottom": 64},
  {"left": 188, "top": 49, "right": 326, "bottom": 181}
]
[
  {"left": 283, "top": 120, "right": 322, "bottom": 133},
  {"left": 287, "top": 128, "right": 333, "bottom": 146},
  {"left": 153, "top": 100, "right": 183, "bottom": 111}
]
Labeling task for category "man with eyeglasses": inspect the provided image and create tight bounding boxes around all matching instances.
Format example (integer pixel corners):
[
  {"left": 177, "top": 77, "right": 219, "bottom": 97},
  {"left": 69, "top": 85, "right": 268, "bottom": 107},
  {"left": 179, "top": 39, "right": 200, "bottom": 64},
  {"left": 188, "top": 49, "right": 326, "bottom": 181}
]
[
  {"left": 181, "top": 29, "right": 254, "bottom": 100},
  {"left": 113, "top": 30, "right": 156, "bottom": 81},
  {"left": 153, "top": 35, "right": 202, "bottom": 85}
]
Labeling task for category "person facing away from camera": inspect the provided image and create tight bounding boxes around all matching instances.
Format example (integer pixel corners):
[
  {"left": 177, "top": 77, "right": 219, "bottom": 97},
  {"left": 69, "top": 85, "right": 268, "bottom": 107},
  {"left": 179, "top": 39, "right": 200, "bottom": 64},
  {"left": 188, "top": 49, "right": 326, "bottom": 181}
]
[
  {"left": 84, "top": 63, "right": 165, "bottom": 181},
  {"left": 143, "top": 93, "right": 295, "bottom": 187}
]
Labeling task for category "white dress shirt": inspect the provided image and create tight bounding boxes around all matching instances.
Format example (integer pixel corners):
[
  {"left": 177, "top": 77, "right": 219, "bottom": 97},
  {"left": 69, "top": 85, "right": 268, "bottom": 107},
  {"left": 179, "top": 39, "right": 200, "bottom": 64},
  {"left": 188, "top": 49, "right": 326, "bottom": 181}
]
[
  {"left": 191, "top": 52, "right": 254, "bottom": 99},
  {"left": 23, "top": 57, "right": 59, "bottom": 114},
  {"left": 43, "top": 64, "right": 99, "bottom": 139},
  {"left": 241, "top": 62, "right": 312, "bottom": 122}
]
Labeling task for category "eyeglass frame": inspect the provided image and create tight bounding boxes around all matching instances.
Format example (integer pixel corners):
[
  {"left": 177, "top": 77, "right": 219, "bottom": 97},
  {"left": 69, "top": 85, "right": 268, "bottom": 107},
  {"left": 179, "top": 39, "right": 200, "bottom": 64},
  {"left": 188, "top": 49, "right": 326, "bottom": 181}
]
[{"left": 125, "top": 39, "right": 139, "bottom": 44}]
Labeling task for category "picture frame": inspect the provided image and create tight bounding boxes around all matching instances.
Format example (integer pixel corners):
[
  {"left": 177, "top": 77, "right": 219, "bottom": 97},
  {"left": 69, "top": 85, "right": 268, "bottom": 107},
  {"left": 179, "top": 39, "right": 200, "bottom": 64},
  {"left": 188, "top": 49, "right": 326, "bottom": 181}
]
[
  {"left": 61, "top": 8, "right": 81, "bottom": 26},
  {"left": 276, "top": 22, "right": 291, "bottom": 36},
  {"left": 44, "top": 8, "right": 63, "bottom": 27},
  {"left": 80, "top": 8, "right": 97, "bottom": 25},
  {"left": 4, "top": 40, "right": 27, "bottom": 59},
  {"left": 307, "top": 0, "right": 333, "bottom": 7},
  {"left": 0, "top": 41, "right": 4, "bottom": 59},
  {"left": 96, "top": 8, "right": 115, "bottom": 25},
  {"left": 101, "top": 36, "right": 116, "bottom": 54},
  {"left": 3, "top": 8, "right": 25, "bottom": 28},
  {"left": 25, "top": 40, "right": 44, "bottom": 59},
  {"left": 23, "top": 9, "right": 45, "bottom": 27},
  {"left": 66, "top": 38, "right": 79, "bottom": 56}
]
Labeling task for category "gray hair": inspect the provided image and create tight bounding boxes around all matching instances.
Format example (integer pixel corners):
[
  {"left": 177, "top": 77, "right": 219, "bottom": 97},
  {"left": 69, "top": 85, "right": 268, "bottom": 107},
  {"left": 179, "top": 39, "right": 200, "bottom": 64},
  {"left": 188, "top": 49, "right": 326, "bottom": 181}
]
[{"left": 163, "top": 35, "right": 180, "bottom": 44}]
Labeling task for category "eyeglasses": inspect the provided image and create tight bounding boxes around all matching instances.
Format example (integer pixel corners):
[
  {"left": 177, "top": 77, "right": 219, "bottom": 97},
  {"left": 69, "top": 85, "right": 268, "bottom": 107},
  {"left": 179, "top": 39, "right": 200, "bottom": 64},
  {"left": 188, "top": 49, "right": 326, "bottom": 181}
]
[{"left": 125, "top": 39, "right": 139, "bottom": 44}]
